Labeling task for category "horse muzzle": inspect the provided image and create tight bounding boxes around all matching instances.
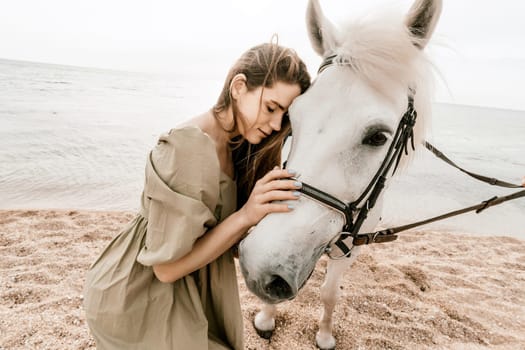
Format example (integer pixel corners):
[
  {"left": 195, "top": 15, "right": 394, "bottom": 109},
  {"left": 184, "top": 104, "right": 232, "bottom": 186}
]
[
  {"left": 241, "top": 266, "right": 299, "bottom": 304},
  {"left": 238, "top": 230, "right": 325, "bottom": 303}
]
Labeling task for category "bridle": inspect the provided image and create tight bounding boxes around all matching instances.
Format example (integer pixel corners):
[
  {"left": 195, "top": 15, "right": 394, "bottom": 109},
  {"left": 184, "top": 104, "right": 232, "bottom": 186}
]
[
  {"left": 296, "top": 91, "right": 418, "bottom": 258},
  {"left": 289, "top": 54, "right": 525, "bottom": 259}
]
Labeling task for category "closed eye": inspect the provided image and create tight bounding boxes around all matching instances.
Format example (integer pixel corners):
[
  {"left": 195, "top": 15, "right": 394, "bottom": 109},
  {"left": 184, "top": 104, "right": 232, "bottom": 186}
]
[{"left": 267, "top": 106, "right": 275, "bottom": 113}]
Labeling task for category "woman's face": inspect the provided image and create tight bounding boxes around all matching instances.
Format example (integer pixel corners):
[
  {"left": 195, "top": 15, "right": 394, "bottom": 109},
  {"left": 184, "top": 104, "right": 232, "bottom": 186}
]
[{"left": 234, "top": 81, "right": 302, "bottom": 144}]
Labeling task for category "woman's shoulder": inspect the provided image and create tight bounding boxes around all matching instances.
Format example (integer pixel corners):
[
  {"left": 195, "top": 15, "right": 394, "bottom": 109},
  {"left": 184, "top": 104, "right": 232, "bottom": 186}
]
[
  {"left": 155, "top": 124, "right": 218, "bottom": 163},
  {"left": 152, "top": 124, "right": 220, "bottom": 183},
  {"left": 160, "top": 125, "right": 214, "bottom": 149},
  {"left": 165, "top": 112, "right": 219, "bottom": 146}
]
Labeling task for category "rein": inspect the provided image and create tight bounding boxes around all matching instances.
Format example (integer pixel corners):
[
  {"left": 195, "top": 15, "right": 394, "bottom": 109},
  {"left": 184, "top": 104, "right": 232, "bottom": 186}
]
[{"left": 291, "top": 55, "right": 525, "bottom": 259}]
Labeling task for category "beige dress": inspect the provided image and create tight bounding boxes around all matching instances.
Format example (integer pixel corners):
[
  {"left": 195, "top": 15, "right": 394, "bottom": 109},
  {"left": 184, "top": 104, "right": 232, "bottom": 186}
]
[{"left": 83, "top": 127, "right": 244, "bottom": 350}]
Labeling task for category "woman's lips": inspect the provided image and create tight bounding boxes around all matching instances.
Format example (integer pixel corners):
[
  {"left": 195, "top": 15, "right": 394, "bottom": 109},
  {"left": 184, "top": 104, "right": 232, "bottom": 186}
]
[{"left": 258, "top": 128, "right": 270, "bottom": 137}]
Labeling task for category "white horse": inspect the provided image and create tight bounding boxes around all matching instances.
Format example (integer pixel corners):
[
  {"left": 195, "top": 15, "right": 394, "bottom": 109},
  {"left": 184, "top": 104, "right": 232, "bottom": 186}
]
[{"left": 238, "top": 0, "right": 442, "bottom": 348}]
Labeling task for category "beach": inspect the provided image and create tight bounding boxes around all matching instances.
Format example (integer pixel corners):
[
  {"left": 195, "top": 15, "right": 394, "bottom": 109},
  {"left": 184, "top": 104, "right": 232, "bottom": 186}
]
[
  {"left": 1, "top": 58, "right": 524, "bottom": 349},
  {"left": 1, "top": 209, "right": 524, "bottom": 349}
]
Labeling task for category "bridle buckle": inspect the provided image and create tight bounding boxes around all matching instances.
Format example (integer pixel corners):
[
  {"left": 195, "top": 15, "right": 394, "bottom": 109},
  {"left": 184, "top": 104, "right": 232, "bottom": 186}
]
[{"left": 325, "top": 232, "right": 354, "bottom": 260}]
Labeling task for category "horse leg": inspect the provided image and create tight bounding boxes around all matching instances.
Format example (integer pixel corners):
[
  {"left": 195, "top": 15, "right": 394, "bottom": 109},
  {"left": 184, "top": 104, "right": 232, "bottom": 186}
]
[
  {"left": 253, "top": 302, "right": 277, "bottom": 339},
  {"left": 316, "top": 249, "right": 360, "bottom": 350}
]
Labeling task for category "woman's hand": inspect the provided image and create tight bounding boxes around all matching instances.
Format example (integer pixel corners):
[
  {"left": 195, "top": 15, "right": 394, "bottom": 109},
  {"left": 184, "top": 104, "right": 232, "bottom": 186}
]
[{"left": 238, "top": 167, "right": 302, "bottom": 228}]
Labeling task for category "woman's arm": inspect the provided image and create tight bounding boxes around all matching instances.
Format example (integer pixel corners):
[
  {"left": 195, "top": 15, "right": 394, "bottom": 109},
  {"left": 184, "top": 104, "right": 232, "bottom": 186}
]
[
  {"left": 153, "top": 168, "right": 301, "bottom": 283},
  {"left": 153, "top": 210, "right": 250, "bottom": 283}
]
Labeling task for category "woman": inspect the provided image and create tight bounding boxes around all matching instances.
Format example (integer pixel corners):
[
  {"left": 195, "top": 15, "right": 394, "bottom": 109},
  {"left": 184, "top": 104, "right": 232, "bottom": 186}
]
[{"left": 83, "top": 41, "right": 311, "bottom": 349}]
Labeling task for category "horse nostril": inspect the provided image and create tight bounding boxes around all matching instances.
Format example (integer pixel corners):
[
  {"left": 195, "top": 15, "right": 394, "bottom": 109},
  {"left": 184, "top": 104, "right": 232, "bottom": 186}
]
[{"left": 264, "top": 275, "right": 293, "bottom": 300}]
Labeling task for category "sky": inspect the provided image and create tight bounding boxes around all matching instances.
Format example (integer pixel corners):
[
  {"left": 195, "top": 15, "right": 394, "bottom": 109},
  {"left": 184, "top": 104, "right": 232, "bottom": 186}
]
[{"left": 1, "top": 0, "right": 524, "bottom": 110}]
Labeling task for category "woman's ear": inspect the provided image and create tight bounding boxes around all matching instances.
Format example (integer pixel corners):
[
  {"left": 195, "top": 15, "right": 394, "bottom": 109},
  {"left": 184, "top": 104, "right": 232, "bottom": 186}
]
[{"left": 230, "top": 73, "right": 247, "bottom": 100}]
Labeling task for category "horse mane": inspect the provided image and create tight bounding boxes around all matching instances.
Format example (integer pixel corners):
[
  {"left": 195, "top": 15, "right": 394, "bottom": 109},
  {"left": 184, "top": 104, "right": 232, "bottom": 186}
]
[{"left": 332, "top": 10, "right": 435, "bottom": 163}]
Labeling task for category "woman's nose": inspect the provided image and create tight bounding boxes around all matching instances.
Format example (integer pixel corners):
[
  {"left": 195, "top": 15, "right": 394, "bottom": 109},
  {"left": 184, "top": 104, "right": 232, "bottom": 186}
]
[{"left": 269, "top": 113, "right": 284, "bottom": 131}]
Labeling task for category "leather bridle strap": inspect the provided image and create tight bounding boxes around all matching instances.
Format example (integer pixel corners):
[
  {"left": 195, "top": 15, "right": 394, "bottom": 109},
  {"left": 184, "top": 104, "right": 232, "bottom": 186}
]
[
  {"left": 424, "top": 141, "right": 523, "bottom": 188},
  {"left": 352, "top": 188, "right": 525, "bottom": 245},
  {"left": 346, "top": 97, "right": 417, "bottom": 233},
  {"left": 318, "top": 54, "right": 338, "bottom": 74},
  {"left": 298, "top": 182, "right": 353, "bottom": 229},
  {"left": 348, "top": 96, "right": 416, "bottom": 212}
]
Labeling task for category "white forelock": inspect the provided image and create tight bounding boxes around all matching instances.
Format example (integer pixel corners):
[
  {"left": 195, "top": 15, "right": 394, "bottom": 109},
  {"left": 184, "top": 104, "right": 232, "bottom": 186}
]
[{"left": 331, "top": 10, "right": 436, "bottom": 159}]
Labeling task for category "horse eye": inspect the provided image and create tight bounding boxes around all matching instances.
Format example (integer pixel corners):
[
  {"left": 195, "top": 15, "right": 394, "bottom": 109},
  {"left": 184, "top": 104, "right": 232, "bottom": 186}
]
[{"left": 363, "top": 132, "right": 388, "bottom": 146}]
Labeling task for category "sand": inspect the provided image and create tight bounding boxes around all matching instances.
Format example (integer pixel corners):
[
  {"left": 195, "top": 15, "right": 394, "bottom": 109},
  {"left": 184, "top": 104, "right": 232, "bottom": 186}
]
[{"left": 0, "top": 209, "right": 524, "bottom": 350}]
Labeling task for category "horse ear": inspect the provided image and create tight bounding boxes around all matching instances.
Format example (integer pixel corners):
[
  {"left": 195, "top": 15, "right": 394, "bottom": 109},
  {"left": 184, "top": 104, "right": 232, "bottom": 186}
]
[
  {"left": 405, "top": 0, "right": 443, "bottom": 49},
  {"left": 306, "top": 0, "right": 339, "bottom": 56}
]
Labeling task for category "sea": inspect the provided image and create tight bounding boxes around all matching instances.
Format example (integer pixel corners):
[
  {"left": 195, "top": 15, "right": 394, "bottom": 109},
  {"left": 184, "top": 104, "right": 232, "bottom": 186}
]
[{"left": 1, "top": 58, "right": 524, "bottom": 238}]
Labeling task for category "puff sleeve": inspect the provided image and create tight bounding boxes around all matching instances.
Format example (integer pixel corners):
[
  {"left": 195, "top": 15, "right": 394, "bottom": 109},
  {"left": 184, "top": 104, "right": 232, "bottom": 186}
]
[{"left": 136, "top": 127, "right": 222, "bottom": 266}]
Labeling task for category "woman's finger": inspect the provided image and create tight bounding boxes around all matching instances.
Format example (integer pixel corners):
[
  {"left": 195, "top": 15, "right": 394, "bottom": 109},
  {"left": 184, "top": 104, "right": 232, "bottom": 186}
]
[
  {"left": 260, "top": 179, "right": 302, "bottom": 193},
  {"left": 258, "top": 190, "right": 300, "bottom": 204},
  {"left": 264, "top": 203, "right": 294, "bottom": 214},
  {"left": 258, "top": 168, "right": 297, "bottom": 184}
]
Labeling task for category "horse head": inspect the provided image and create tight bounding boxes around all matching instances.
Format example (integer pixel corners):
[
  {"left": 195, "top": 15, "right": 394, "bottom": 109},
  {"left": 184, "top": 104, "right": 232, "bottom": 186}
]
[{"left": 239, "top": 0, "right": 442, "bottom": 304}]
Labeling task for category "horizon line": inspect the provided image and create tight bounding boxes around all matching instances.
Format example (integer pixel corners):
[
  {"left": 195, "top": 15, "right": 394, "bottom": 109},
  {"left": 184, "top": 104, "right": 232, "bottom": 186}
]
[{"left": 2, "top": 56, "right": 524, "bottom": 114}]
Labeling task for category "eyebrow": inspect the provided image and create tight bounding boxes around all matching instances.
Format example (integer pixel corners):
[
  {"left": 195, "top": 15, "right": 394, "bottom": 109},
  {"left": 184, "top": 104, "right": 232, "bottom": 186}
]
[{"left": 269, "top": 99, "right": 285, "bottom": 111}]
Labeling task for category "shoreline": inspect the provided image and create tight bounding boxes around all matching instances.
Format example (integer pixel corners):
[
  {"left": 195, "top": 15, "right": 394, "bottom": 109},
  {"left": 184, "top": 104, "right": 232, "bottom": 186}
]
[{"left": 1, "top": 209, "right": 524, "bottom": 349}]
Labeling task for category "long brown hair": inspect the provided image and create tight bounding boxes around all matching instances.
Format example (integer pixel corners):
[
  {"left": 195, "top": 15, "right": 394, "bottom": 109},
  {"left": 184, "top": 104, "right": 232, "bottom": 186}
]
[{"left": 213, "top": 41, "right": 311, "bottom": 207}]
